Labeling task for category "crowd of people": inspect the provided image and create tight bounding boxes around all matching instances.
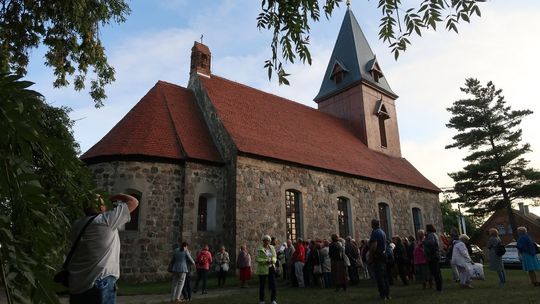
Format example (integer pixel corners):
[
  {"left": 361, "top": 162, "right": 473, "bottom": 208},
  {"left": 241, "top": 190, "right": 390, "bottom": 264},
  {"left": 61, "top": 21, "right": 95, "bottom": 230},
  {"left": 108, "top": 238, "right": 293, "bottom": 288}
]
[
  {"left": 63, "top": 193, "right": 540, "bottom": 304},
  {"left": 165, "top": 220, "right": 540, "bottom": 303}
]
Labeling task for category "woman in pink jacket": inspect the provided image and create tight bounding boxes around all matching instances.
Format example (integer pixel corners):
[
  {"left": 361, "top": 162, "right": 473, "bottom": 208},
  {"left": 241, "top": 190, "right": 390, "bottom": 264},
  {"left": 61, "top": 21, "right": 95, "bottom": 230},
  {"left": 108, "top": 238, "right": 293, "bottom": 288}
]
[{"left": 413, "top": 230, "right": 431, "bottom": 289}]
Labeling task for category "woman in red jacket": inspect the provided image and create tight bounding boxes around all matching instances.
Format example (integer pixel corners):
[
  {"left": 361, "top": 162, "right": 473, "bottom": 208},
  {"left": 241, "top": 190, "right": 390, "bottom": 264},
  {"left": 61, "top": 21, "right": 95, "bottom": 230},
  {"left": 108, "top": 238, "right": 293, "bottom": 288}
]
[{"left": 193, "top": 245, "right": 213, "bottom": 294}]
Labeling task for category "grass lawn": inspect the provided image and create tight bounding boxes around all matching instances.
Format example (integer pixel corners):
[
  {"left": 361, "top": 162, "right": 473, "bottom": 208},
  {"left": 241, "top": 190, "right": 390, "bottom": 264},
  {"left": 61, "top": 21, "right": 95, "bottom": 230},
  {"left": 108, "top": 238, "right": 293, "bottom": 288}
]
[{"left": 119, "top": 267, "right": 540, "bottom": 304}]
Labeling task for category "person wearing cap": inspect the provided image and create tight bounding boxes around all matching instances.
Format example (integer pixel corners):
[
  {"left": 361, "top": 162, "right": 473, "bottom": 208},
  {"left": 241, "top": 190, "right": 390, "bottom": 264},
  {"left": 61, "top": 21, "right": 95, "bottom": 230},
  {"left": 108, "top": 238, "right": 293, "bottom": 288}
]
[
  {"left": 369, "top": 219, "right": 390, "bottom": 301},
  {"left": 256, "top": 235, "right": 278, "bottom": 304}
]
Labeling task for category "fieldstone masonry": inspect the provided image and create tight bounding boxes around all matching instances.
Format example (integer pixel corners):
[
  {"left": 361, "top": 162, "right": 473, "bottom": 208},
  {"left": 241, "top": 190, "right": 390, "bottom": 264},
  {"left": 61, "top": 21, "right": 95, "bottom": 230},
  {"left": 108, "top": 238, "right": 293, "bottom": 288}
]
[
  {"left": 88, "top": 160, "right": 225, "bottom": 282},
  {"left": 235, "top": 156, "right": 442, "bottom": 273}
]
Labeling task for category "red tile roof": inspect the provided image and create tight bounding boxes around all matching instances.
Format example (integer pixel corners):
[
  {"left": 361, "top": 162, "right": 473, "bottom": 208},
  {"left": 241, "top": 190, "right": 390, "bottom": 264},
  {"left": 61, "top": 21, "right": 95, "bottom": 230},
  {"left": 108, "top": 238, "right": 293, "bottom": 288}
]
[
  {"left": 200, "top": 75, "right": 439, "bottom": 192},
  {"left": 81, "top": 81, "right": 222, "bottom": 163}
]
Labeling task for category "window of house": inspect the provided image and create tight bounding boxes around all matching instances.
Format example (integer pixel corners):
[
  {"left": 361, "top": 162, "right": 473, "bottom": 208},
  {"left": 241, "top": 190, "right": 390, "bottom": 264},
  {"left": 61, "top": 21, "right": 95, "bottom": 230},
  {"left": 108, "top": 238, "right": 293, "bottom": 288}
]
[
  {"left": 369, "top": 57, "right": 384, "bottom": 83},
  {"left": 285, "top": 190, "right": 301, "bottom": 242},
  {"left": 330, "top": 61, "right": 348, "bottom": 84},
  {"left": 337, "top": 197, "right": 350, "bottom": 237},
  {"left": 197, "top": 196, "right": 208, "bottom": 231},
  {"left": 196, "top": 191, "right": 217, "bottom": 232},
  {"left": 378, "top": 203, "right": 392, "bottom": 236},
  {"left": 124, "top": 190, "right": 141, "bottom": 231},
  {"left": 375, "top": 101, "right": 390, "bottom": 148},
  {"left": 378, "top": 116, "right": 387, "bottom": 148},
  {"left": 412, "top": 207, "right": 423, "bottom": 235}
]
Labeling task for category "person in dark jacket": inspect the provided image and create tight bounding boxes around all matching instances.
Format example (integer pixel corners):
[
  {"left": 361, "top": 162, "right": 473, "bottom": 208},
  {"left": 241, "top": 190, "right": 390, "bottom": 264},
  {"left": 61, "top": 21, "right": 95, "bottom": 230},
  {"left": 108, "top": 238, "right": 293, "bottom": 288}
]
[
  {"left": 329, "top": 234, "right": 347, "bottom": 292},
  {"left": 369, "top": 219, "right": 390, "bottom": 300},
  {"left": 392, "top": 236, "right": 409, "bottom": 285},
  {"left": 345, "top": 236, "right": 360, "bottom": 285},
  {"left": 423, "top": 224, "right": 442, "bottom": 292}
]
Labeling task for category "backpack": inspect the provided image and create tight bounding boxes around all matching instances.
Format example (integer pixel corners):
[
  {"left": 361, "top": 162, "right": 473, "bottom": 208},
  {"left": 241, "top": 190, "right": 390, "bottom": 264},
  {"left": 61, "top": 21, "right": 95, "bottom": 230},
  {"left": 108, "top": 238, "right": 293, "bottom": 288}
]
[
  {"left": 495, "top": 244, "right": 506, "bottom": 256},
  {"left": 197, "top": 252, "right": 208, "bottom": 266}
]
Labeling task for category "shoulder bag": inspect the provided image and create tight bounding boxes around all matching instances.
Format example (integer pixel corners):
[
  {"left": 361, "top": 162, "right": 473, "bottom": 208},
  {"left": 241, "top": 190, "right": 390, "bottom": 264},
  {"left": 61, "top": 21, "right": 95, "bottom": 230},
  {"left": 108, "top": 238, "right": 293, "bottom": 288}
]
[{"left": 54, "top": 214, "right": 98, "bottom": 287}]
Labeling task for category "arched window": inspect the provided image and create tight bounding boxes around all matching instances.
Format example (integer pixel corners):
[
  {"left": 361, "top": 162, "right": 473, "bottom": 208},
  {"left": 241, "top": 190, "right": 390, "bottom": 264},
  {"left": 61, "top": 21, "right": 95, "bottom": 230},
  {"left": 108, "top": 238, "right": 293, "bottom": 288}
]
[
  {"left": 285, "top": 190, "right": 301, "bottom": 241},
  {"left": 197, "top": 194, "right": 217, "bottom": 232},
  {"left": 375, "top": 101, "right": 390, "bottom": 148},
  {"left": 197, "top": 196, "right": 207, "bottom": 231},
  {"left": 337, "top": 197, "right": 350, "bottom": 237},
  {"left": 412, "top": 207, "right": 423, "bottom": 235},
  {"left": 378, "top": 116, "right": 387, "bottom": 148},
  {"left": 124, "top": 189, "right": 142, "bottom": 231},
  {"left": 378, "top": 203, "right": 392, "bottom": 236}
]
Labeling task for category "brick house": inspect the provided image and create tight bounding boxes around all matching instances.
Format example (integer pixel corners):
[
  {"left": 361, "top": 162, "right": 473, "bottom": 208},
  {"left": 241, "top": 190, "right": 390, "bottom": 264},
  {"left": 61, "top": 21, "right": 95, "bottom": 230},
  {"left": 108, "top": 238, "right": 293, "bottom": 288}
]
[
  {"left": 81, "top": 7, "right": 442, "bottom": 281},
  {"left": 473, "top": 203, "right": 540, "bottom": 249}
]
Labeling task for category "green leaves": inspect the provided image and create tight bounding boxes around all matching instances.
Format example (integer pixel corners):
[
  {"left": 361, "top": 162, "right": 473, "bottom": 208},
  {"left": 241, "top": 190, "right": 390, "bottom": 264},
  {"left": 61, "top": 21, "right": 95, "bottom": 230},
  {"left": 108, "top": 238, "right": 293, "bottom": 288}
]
[
  {"left": 0, "top": 73, "right": 99, "bottom": 302},
  {"left": 446, "top": 78, "right": 540, "bottom": 237},
  {"left": 0, "top": 0, "right": 130, "bottom": 107},
  {"left": 259, "top": 0, "right": 485, "bottom": 82},
  {"left": 258, "top": 0, "right": 341, "bottom": 85}
]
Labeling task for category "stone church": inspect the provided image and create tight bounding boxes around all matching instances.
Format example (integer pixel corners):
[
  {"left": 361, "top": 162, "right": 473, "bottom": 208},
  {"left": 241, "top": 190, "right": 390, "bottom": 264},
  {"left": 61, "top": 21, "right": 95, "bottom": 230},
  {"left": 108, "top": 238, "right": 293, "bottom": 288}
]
[{"left": 81, "top": 7, "right": 442, "bottom": 281}]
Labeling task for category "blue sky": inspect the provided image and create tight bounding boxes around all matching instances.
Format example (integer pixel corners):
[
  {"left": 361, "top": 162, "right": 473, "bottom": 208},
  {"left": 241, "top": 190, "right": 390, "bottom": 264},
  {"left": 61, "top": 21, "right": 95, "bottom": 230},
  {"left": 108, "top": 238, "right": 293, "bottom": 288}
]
[{"left": 25, "top": 0, "right": 540, "bottom": 199}]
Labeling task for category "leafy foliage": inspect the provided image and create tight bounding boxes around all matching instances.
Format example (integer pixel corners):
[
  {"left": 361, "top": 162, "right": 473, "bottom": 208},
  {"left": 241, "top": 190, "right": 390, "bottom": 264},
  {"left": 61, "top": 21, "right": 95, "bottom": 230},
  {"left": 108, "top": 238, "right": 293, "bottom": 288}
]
[
  {"left": 0, "top": 0, "right": 130, "bottom": 106},
  {"left": 0, "top": 74, "right": 99, "bottom": 303},
  {"left": 440, "top": 194, "right": 478, "bottom": 236},
  {"left": 257, "top": 0, "right": 485, "bottom": 85},
  {"left": 446, "top": 78, "right": 540, "bottom": 239}
]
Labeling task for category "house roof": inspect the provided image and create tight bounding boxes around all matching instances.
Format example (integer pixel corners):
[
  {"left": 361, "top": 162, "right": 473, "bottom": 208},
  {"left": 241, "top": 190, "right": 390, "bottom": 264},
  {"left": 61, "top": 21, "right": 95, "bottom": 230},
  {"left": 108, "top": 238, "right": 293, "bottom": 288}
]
[
  {"left": 475, "top": 208, "right": 540, "bottom": 236},
  {"left": 314, "top": 8, "right": 396, "bottom": 102},
  {"left": 81, "top": 81, "right": 222, "bottom": 164},
  {"left": 200, "top": 74, "right": 439, "bottom": 192}
]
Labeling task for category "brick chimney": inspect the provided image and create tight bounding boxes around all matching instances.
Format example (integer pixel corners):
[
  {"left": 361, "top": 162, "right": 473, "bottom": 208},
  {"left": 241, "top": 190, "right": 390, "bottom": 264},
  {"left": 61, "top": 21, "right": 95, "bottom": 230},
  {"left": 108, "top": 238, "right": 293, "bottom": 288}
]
[{"left": 190, "top": 42, "right": 211, "bottom": 77}]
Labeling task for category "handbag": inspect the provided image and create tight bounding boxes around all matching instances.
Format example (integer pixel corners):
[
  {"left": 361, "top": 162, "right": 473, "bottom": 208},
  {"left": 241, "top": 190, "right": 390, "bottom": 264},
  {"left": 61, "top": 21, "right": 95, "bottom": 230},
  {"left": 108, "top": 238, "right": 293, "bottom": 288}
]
[
  {"left": 313, "top": 265, "right": 322, "bottom": 274},
  {"left": 221, "top": 263, "right": 229, "bottom": 272},
  {"left": 54, "top": 214, "right": 98, "bottom": 287}
]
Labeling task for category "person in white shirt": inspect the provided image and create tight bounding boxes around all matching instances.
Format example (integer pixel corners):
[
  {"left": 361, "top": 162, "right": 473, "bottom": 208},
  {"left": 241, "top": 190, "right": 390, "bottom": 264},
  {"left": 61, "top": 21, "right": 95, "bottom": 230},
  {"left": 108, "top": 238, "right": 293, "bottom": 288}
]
[{"left": 68, "top": 193, "right": 138, "bottom": 304}]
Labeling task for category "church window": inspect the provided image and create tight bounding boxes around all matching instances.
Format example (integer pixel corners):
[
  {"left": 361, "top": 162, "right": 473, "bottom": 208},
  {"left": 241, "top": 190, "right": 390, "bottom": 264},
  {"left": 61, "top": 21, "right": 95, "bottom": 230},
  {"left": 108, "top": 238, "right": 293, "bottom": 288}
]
[
  {"left": 285, "top": 190, "right": 301, "bottom": 242},
  {"left": 200, "top": 53, "right": 209, "bottom": 68},
  {"left": 378, "top": 203, "right": 392, "bottom": 236},
  {"left": 375, "top": 101, "right": 390, "bottom": 148},
  {"left": 197, "top": 196, "right": 208, "bottom": 231},
  {"left": 330, "top": 61, "right": 348, "bottom": 84},
  {"left": 378, "top": 116, "right": 387, "bottom": 148},
  {"left": 412, "top": 207, "right": 423, "bottom": 235},
  {"left": 369, "top": 57, "right": 384, "bottom": 83},
  {"left": 124, "top": 189, "right": 141, "bottom": 231},
  {"left": 337, "top": 197, "right": 350, "bottom": 237}
]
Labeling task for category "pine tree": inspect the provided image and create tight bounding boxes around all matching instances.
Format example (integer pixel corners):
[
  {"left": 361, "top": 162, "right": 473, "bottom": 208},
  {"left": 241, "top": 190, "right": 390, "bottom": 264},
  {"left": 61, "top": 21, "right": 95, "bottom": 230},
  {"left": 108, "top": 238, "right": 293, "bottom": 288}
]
[{"left": 446, "top": 78, "right": 540, "bottom": 240}]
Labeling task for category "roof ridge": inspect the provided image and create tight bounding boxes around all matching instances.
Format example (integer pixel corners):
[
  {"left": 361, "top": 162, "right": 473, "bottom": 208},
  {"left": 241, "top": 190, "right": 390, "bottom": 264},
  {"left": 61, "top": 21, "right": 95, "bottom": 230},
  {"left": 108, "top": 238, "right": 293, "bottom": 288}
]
[
  {"left": 158, "top": 83, "right": 189, "bottom": 159},
  {"left": 157, "top": 80, "right": 189, "bottom": 90},
  {"left": 207, "top": 73, "right": 356, "bottom": 124}
]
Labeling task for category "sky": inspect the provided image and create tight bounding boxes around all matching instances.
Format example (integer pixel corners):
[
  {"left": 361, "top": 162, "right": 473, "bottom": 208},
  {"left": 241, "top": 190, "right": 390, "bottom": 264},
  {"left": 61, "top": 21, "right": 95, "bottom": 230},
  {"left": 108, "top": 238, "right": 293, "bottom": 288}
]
[{"left": 25, "top": 1, "right": 540, "bottom": 209}]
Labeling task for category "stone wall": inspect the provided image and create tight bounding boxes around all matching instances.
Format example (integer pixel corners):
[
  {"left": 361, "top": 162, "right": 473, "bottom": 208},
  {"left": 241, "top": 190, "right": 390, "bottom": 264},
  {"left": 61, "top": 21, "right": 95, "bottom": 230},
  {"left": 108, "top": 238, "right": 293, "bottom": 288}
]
[
  {"left": 235, "top": 156, "right": 442, "bottom": 271},
  {"left": 180, "top": 161, "right": 229, "bottom": 255},
  {"left": 88, "top": 160, "right": 225, "bottom": 282}
]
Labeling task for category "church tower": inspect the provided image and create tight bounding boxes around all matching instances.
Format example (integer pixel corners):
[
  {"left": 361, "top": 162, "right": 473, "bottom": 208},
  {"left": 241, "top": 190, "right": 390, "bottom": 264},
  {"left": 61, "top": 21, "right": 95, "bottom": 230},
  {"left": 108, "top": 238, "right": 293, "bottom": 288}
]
[{"left": 314, "top": 6, "right": 401, "bottom": 157}]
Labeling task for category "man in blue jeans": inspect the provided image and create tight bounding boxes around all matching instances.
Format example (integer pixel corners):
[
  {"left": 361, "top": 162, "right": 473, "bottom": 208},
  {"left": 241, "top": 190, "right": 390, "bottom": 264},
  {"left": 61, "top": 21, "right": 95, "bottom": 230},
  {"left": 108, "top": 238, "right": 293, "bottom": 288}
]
[
  {"left": 68, "top": 193, "right": 139, "bottom": 304},
  {"left": 369, "top": 219, "right": 390, "bottom": 301}
]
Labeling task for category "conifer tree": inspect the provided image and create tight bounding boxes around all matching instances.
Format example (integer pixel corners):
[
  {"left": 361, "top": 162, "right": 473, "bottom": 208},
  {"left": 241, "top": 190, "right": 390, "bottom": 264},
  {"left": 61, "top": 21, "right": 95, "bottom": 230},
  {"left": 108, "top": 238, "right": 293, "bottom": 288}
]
[{"left": 446, "top": 78, "right": 540, "bottom": 240}]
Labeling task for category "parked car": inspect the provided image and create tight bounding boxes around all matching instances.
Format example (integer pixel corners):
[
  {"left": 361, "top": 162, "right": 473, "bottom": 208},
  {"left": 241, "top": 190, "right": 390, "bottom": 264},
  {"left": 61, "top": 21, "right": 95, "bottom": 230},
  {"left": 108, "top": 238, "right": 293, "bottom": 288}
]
[
  {"left": 440, "top": 243, "right": 485, "bottom": 265},
  {"left": 501, "top": 242, "right": 540, "bottom": 267}
]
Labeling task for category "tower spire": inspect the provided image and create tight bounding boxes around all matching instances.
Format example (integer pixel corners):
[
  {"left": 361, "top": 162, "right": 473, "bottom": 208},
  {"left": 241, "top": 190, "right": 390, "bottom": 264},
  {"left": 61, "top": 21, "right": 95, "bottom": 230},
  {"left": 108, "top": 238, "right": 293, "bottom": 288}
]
[{"left": 314, "top": 8, "right": 396, "bottom": 102}]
